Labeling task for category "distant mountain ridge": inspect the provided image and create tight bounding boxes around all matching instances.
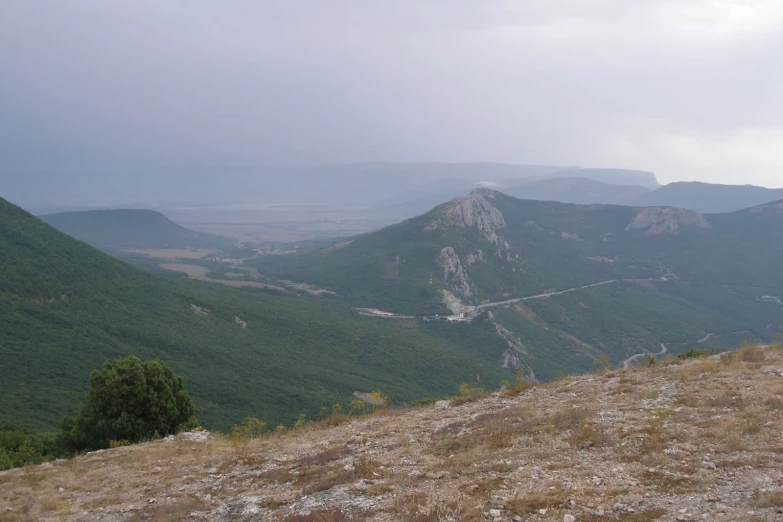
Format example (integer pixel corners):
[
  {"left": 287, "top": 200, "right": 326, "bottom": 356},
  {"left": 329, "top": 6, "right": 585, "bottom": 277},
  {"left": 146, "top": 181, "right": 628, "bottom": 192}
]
[
  {"left": 634, "top": 181, "right": 783, "bottom": 213},
  {"left": 40, "top": 208, "right": 234, "bottom": 249},
  {"left": 2, "top": 162, "right": 659, "bottom": 208},
  {"left": 504, "top": 177, "right": 650, "bottom": 205},
  {"left": 372, "top": 166, "right": 658, "bottom": 218},
  {"left": 502, "top": 178, "right": 783, "bottom": 214}
]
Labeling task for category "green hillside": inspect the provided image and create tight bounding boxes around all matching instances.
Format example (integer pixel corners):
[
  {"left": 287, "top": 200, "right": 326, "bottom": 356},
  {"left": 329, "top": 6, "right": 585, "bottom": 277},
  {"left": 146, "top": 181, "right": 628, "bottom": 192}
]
[
  {"left": 252, "top": 190, "right": 783, "bottom": 379},
  {"left": 39, "top": 208, "right": 233, "bottom": 249},
  {"left": 1, "top": 197, "right": 512, "bottom": 431}
]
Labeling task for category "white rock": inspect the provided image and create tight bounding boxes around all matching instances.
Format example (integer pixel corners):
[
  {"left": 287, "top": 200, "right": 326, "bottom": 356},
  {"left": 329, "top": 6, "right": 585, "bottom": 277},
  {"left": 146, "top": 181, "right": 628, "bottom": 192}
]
[
  {"left": 435, "top": 400, "right": 452, "bottom": 410},
  {"left": 181, "top": 430, "right": 210, "bottom": 442},
  {"left": 564, "top": 515, "right": 577, "bottom": 522}
]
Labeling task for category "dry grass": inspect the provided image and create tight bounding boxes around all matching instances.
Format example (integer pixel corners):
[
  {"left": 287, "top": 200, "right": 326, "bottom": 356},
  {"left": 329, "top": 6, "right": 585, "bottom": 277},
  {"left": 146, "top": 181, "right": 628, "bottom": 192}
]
[
  {"left": 390, "top": 493, "right": 481, "bottom": 522},
  {"left": 752, "top": 491, "right": 783, "bottom": 508},
  {"left": 569, "top": 422, "right": 613, "bottom": 449},
  {"left": 580, "top": 508, "right": 668, "bottom": 521},
  {"left": 127, "top": 495, "right": 211, "bottom": 521},
  {"left": 640, "top": 469, "right": 702, "bottom": 494},
  {"left": 295, "top": 457, "right": 381, "bottom": 495},
  {"left": 738, "top": 345, "right": 766, "bottom": 362},
  {"left": 296, "top": 445, "right": 352, "bottom": 467},
  {"left": 552, "top": 405, "right": 594, "bottom": 429},
  {"left": 3, "top": 344, "right": 783, "bottom": 521},
  {"left": 502, "top": 490, "right": 568, "bottom": 515}
]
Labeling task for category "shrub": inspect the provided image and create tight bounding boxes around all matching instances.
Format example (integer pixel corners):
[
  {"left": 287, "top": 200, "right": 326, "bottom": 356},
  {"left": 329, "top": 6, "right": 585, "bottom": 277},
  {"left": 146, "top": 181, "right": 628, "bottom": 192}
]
[
  {"left": 677, "top": 348, "right": 708, "bottom": 360},
  {"left": 59, "top": 356, "right": 194, "bottom": 452}
]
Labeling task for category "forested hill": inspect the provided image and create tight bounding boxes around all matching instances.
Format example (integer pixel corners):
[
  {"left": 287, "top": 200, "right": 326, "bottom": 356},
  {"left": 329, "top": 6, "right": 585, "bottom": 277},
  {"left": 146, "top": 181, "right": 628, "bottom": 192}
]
[
  {"left": 0, "top": 196, "right": 513, "bottom": 431},
  {"left": 251, "top": 190, "right": 783, "bottom": 379},
  {"left": 40, "top": 208, "right": 233, "bottom": 249}
]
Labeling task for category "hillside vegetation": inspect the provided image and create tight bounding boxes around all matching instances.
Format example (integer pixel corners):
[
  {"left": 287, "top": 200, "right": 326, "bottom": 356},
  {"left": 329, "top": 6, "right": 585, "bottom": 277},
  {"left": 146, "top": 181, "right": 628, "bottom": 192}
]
[
  {"left": 40, "top": 208, "right": 233, "bottom": 249},
  {"left": 0, "top": 197, "right": 512, "bottom": 432},
  {"left": 252, "top": 190, "right": 783, "bottom": 379},
  {"left": 2, "top": 343, "right": 782, "bottom": 521}
]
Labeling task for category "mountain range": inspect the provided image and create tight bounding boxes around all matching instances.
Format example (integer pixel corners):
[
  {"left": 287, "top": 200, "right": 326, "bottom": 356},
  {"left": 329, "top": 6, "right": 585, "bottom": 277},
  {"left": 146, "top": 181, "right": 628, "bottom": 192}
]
[
  {"left": 4, "top": 163, "right": 659, "bottom": 208},
  {"left": 5, "top": 184, "right": 783, "bottom": 433},
  {"left": 492, "top": 178, "right": 783, "bottom": 215},
  {"left": 377, "top": 175, "right": 783, "bottom": 219},
  {"left": 252, "top": 189, "right": 783, "bottom": 380},
  {"left": 0, "top": 197, "right": 514, "bottom": 431}
]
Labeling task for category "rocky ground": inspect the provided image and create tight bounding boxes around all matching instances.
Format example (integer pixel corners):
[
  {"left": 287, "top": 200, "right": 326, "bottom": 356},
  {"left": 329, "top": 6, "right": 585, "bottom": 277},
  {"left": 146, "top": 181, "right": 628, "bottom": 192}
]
[{"left": 2, "top": 344, "right": 783, "bottom": 521}]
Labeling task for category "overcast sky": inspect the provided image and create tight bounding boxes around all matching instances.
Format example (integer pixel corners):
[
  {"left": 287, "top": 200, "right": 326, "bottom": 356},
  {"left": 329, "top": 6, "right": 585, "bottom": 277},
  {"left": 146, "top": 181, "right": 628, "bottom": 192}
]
[{"left": 1, "top": 1, "right": 782, "bottom": 188}]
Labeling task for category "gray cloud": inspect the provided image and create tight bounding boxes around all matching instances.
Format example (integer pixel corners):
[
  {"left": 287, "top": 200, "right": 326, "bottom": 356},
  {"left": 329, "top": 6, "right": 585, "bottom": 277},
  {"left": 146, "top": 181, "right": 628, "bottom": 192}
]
[{"left": 1, "top": 0, "right": 781, "bottom": 198}]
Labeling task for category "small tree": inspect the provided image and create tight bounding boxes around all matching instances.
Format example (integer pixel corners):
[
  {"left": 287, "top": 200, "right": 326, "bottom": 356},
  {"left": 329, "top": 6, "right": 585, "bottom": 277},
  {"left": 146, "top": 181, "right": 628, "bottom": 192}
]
[{"left": 60, "top": 356, "right": 194, "bottom": 452}]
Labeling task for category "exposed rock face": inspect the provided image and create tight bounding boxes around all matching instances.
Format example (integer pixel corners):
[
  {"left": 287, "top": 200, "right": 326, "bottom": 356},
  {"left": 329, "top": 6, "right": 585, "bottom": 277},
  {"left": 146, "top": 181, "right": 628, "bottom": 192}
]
[
  {"left": 626, "top": 207, "right": 710, "bottom": 236},
  {"left": 524, "top": 220, "right": 545, "bottom": 232},
  {"left": 441, "top": 289, "right": 474, "bottom": 315},
  {"left": 437, "top": 247, "right": 475, "bottom": 302},
  {"left": 425, "top": 189, "right": 507, "bottom": 245},
  {"left": 465, "top": 250, "right": 485, "bottom": 266}
]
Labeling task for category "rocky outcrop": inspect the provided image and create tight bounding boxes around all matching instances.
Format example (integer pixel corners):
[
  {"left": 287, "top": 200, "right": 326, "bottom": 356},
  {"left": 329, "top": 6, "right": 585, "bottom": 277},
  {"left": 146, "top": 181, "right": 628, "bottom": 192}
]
[
  {"left": 524, "top": 220, "right": 545, "bottom": 232},
  {"left": 441, "top": 289, "right": 474, "bottom": 315},
  {"left": 465, "top": 250, "right": 484, "bottom": 266},
  {"left": 626, "top": 207, "right": 710, "bottom": 236},
  {"left": 437, "top": 247, "right": 475, "bottom": 302},
  {"left": 425, "top": 189, "right": 507, "bottom": 246}
]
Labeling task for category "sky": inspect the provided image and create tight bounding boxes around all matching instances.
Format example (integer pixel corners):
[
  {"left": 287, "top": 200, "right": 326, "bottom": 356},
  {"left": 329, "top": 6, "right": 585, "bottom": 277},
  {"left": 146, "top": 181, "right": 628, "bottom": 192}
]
[{"left": 1, "top": 0, "right": 782, "bottom": 191}]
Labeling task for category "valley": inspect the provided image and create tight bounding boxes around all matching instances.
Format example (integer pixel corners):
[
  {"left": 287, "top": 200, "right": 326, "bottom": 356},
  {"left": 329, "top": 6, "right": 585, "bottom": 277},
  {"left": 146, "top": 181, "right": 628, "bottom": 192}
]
[
  {"left": 4, "top": 5, "right": 783, "bottom": 516},
  {"left": 0, "top": 197, "right": 516, "bottom": 433},
  {"left": 4, "top": 183, "right": 783, "bottom": 446}
]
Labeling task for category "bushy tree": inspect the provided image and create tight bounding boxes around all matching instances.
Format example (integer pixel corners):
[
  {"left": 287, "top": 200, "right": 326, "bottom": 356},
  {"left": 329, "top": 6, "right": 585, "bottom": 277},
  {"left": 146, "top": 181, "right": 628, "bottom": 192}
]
[{"left": 60, "top": 356, "right": 194, "bottom": 452}]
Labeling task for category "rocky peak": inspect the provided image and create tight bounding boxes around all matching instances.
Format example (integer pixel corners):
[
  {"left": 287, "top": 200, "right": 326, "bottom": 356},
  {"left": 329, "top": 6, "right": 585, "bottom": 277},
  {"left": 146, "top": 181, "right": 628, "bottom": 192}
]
[
  {"left": 626, "top": 207, "right": 710, "bottom": 236},
  {"left": 425, "top": 189, "right": 506, "bottom": 245}
]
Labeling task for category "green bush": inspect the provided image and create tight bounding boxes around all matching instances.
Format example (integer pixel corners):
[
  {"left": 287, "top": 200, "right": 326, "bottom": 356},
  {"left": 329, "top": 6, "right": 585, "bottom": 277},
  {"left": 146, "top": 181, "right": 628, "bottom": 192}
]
[
  {"left": 0, "top": 423, "right": 61, "bottom": 470},
  {"left": 60, "top": 356, "right": 195, "bottom": 452},
  {"left": 677, "top": 348, "right": 708, "bottom": 360}
]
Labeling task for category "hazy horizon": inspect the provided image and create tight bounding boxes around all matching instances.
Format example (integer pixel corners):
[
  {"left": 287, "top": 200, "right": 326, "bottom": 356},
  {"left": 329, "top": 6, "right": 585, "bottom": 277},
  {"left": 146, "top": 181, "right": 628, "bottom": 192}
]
[{"left": 2, "top": 1, "right": 782, "bottom": 205}]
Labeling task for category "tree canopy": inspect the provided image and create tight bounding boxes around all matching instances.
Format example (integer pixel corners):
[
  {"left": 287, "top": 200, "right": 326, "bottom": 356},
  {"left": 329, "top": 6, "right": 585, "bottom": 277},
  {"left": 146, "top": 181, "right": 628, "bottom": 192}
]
[{"left": 60, "top": 356, "right": 195, "bottom": 452}]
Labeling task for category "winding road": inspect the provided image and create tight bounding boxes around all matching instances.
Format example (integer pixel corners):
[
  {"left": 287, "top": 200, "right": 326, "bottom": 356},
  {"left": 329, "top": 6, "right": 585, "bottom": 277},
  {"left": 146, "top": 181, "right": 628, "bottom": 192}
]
[
  {"left": 622, "top": 343, "right": 669, "bottom": 370},
  {"left": 476, "top": 277, "right": 659, "bottom": 310},
  {"left": 356, "top": 277, "right": 663, "bottom": 319}
]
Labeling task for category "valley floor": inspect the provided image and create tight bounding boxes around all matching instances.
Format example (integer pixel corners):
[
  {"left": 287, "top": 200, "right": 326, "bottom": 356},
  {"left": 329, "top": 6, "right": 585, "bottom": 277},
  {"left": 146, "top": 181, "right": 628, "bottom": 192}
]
[{"left": 2, "top": 346, "right": 783, "bottom": 521}]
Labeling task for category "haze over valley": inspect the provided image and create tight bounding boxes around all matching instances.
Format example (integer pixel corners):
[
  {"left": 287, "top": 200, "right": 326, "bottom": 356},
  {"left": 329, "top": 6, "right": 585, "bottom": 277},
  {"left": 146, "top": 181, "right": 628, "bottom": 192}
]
[{"left": 2, "top": 2, "right": 783, "bottom": 520}]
